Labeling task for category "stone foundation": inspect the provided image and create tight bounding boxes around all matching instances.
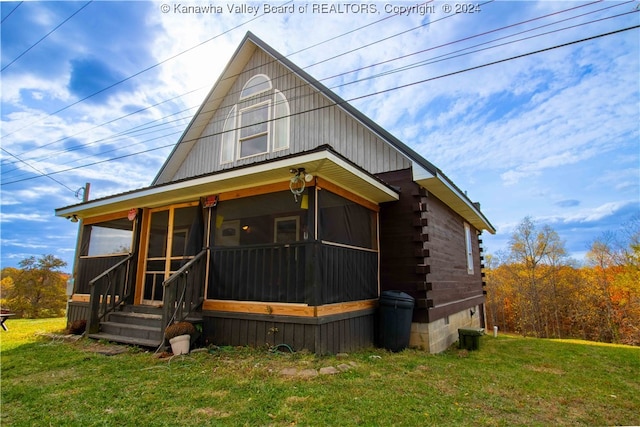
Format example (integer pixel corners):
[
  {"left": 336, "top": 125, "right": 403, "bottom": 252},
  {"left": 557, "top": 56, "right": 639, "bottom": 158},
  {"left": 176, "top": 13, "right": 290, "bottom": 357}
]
[{"left": 409, "top": 305, "right": 482, "bottom": 353}]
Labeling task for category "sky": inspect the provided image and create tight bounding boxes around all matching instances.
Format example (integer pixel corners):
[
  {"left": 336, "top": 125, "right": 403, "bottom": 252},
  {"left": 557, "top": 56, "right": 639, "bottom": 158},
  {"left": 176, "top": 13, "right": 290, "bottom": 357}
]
[{"left": 1, "top": 0, "right": 638, "bottom": 271}]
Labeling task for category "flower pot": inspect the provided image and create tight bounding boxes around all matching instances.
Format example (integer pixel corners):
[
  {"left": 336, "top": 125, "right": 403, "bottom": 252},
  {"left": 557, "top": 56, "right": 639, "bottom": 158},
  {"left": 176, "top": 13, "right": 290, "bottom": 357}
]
[{"left": 169, "top": 334, "right": 190, "bottom": 355}]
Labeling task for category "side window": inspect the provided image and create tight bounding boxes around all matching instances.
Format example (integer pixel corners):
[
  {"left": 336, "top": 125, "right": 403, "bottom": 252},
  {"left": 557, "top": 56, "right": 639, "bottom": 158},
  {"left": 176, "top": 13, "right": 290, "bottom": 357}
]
[
  {"left": 82, "top": 217, "right": 133, "bottom": 257},
  {"left": 273, "top": 90, "right": 290, "bottom": 151},
  {"left": 464, "top": 222, "right": 474, "bottom": 274},
  {"left": 221, "top": 106, "right": 236, "bottom": 163}
]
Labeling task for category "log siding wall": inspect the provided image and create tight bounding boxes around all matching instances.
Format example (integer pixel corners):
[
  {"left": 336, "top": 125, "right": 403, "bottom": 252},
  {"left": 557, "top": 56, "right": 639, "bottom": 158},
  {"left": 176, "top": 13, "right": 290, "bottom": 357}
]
[
  {"left": 170, "top": 50, "right": 412, "bottom": 183},
  {"left": 377, "top": 169, "right": 485, "bottom": 323}
]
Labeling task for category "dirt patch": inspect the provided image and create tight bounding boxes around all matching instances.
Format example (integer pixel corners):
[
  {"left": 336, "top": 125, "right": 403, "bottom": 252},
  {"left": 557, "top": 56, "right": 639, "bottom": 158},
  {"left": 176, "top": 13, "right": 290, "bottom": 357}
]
[
  {"left": 83, "top": 343, "right": 129, "bottom": 356},
  {"left": 195, "top": 408, "right": 232, "bottom": 418},
  {"left": 524, "top": 365, "right": 565, "bottom": 375}
]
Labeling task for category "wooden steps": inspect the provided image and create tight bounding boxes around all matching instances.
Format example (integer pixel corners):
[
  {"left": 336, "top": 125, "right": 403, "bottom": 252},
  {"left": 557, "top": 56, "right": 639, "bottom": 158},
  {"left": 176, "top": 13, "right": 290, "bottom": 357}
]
[
  {"left": 87, "top": 305, "right": 203, "bottom": 349},
  {"left": 87, "top": 306, "right": 163, "bottom": 348}
]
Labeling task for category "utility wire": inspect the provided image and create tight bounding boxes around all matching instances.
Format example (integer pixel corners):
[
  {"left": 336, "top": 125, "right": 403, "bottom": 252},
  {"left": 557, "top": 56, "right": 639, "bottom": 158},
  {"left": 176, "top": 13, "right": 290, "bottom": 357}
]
[
  {"left": 0, "top": 1, "right": 291, "bottom": 140},
  {"left": 0, "top": 86, "right": 207, "bottom": 171},
  {"left": 1, "top": 1, "right": 630, "bottom": 174},
  {"left": 0, "top": 148, "right": 76, "bottom": 192},
  {"left": 2, "top": 2, "right": 632, "bottom": 178},
  {"left": 1, "top": 1, "right": 22, "bottom": 24},
  {"left": 1, "top": 1, "right": 93, "bottom": 72},
  {"left": 0, "top": 0, "right": 443, "bottom": 182},
  {"left": 341, "top": 8, "right": 638, "bottom": 88},
  {"left": 0, "top": 0, "right": 508, "bottom": 171},
  {"left": 1, "top": 0, "right": 419, "bottom": 158},
  {"left": 3, "top": 24, "right": 636, "bottom": 187}
]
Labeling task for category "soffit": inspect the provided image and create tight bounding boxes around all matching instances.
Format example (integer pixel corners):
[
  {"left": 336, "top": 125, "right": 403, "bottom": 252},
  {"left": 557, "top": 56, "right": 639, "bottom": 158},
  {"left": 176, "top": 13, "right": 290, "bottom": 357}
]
[
  {"left": 415, "top": 174, "right": 496, "bottom": 234},
  {"left": 56, "top": 150, "right": 399, "bottom": 220}
]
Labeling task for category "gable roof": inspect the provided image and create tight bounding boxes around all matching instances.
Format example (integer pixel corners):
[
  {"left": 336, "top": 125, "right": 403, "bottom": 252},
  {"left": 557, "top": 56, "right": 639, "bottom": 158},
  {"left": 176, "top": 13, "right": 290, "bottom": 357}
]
[{"left": 152, "top": 32, "right": 494, "bottom": 233}]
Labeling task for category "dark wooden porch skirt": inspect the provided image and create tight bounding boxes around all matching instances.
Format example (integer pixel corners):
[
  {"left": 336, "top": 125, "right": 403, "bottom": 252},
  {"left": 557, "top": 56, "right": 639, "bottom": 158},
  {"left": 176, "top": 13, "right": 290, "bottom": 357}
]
[
  {"left": 202, "top": 308, "right": 376, "bottom": 355},
  {"left": 68, "top": 301, "right": 377, "bottom": 355}
]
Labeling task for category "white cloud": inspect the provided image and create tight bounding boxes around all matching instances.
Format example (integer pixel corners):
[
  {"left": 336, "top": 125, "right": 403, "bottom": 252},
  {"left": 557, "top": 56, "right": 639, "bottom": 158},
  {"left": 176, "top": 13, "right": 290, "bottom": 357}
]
[
  {"left": 553, "top": 201, "right": 638, "bottom": 224},
  {"left": 1, "top": 1, "right": 638, "bottom": 267},
  {"left": 0, "top": 212, "right": 50, "bottom": 223}
]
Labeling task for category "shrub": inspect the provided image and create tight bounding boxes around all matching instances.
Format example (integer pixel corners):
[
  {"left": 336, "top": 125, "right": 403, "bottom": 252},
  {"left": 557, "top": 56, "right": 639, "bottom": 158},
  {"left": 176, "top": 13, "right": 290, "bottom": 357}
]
[
  {"left": 165, "top": 321, "right": 195, "bottom": 340},
  {"left": 66, "top": 319, "right": 86, "bottom": 335}
]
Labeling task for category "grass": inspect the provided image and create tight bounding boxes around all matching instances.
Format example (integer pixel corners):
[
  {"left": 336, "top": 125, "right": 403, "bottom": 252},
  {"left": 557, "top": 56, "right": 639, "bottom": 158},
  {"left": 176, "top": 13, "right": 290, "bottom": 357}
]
[{"left": 1, "top": 318, "right": 639, "bottom": 426}]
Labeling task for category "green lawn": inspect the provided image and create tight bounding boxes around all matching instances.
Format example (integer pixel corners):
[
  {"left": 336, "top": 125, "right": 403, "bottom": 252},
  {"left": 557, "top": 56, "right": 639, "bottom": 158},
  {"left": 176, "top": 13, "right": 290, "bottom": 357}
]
[{"left": 1, "top": 318, "right": 639, "bottom": 426}]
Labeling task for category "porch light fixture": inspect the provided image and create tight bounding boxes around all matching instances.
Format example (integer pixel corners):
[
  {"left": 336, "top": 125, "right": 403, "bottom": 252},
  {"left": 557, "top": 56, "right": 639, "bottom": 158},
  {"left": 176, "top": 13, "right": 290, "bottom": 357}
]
[{"left": 66, "top": 215, "right": 79, "bottom": 223}]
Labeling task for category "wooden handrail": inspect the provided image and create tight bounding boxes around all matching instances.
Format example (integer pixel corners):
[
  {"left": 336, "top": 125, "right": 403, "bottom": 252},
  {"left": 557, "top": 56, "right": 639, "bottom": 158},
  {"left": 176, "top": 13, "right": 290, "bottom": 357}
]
[
  {"left": 161, "top": 248, "right": 208, "bottom": 339},
  {"left": 86, "top": 253, "right": 135, "bottom": 334}
]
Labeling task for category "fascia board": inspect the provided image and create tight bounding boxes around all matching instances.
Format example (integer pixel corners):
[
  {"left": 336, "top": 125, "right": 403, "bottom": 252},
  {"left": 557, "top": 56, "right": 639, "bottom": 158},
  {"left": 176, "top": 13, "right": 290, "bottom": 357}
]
[
  {"left": 415, "top": 172, "right": 496, "bottom": 234},
  {"left": 56, "top": 150, "right": 399, "bottom": 219}
]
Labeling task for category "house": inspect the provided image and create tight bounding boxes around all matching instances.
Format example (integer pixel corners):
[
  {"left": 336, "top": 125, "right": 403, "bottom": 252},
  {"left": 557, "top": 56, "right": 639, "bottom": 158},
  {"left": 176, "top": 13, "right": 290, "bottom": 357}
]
[{"left": 56, "top": 32, "right": 495, "bottom": 354}]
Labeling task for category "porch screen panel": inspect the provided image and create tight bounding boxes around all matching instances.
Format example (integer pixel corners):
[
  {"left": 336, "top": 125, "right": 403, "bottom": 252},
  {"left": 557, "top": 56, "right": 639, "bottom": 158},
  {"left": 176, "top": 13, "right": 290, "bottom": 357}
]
[
  {"left": 317, "top": 190, "right": 378, "bottom": 304},
  {"left": 76, "top": 217, "right": 133, "bottom": 294},
  {"left": 208, "top": 190, "right": 312, "bottom": 302},
  {"left": 318, "top": 190, "right": 377, "bottom": 249},
  {"left": 317, "top": 244, "right": 378, "bottom": 304},
  {"left": 144, "top": 210, "right": 169, "bottom": 302}
]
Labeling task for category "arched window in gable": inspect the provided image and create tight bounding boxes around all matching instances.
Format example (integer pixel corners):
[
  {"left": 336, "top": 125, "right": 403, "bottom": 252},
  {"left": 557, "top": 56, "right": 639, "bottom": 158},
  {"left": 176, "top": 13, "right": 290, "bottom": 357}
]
[
  {"left": 225, "top": 74, "right": 290, "bottom": 160},
  {"left": 240, "top": 74, "right": 272, "bottom": 99}
]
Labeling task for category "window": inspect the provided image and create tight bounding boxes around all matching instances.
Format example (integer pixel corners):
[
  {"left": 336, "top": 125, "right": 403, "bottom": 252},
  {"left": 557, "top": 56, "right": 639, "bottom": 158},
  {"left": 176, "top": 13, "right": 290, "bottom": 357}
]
[
  {"left": 239, "top": 102, "right": 270, "bottom": 158},
  {"left": 274, "top": 216, "right": 299, "bottom": 243},
  {"left": 214, "top": 190, "right": 307, "bottom": 247},
  {"left": 240, "top": 74, "right": 272, "bottom": 99},
  {"left": 464, "top": 222, "right": 474, "bottom": 274},
  {"left": 82, "top": 217, "right": 133, "bottom": 257},
  {"left": 222, "top": 74, "right": 290, "bottom": 161},
  {"left": 273, "top": 90, "right": 290, "bottom": 150},
  {"left": 220, "top": 106, "right": 236, "bottom": 163}
]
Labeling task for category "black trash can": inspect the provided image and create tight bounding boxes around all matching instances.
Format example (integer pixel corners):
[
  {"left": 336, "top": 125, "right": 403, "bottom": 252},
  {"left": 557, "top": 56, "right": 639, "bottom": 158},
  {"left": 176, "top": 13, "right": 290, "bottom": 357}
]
[
  {"left": 458, "top": 328, "right": 484, "bottom": 351},
  {"left": 378, "top": 291, "right": 415, "bottom": 352}
]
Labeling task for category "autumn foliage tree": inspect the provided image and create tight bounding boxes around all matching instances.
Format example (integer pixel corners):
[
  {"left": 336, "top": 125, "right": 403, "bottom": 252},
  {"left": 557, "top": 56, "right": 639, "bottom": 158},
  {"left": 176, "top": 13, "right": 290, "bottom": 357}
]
[
  {"left": 0, "top": 255, "right": 68, "bottom": 318},
  {"left": 485, "top": 217, "right": 640, "bottom": 346}
]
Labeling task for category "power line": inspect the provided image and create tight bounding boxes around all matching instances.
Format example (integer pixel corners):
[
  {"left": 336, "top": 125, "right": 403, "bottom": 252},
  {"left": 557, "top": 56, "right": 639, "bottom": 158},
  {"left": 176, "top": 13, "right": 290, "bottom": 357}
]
[
  {"left": 0, "top": 86, "right": 207, "bottom": 171},
  {"left": 0, "top": 0, "right": 438, "bottom": 183},
  {"left": 2, "top": 2, "right": 632, "bottom": 180},
  {"left": 1, "top": 1, "right": 93, "bottom": 72},
  {"left": 1, "top": 1, "right": 22, "bottom": 24},
  {"left": 0, "top": 147, "right": 76, "bottom": 192},
  {"left": 0, "top": 1, "right": 292, "bottom": 140},
  {"left": 1, "top": 0, "right": 418, "bottom": 159},
  {"left": 0, "top": 0, "right": 502, "bottom": 168},
  {"left": 3, "top": 24, "right": 636, "bottom": 187},
  {"left": 341, "top": 7, "right": 637, "bottom": 89},
  {"left": 0, "top": 0, "right": 496, "bottom": 175}
]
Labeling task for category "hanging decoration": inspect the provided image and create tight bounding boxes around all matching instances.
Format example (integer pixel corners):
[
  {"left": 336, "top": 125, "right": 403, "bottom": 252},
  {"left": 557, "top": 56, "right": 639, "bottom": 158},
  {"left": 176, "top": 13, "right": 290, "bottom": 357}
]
[{"left": 289, "top": 167, "right": 313, "bottom": 202}]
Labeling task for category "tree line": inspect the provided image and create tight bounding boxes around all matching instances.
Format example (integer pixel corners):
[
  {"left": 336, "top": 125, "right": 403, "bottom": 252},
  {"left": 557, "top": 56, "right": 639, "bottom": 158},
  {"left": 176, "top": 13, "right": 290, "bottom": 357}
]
[{"left": 485, "top": 216, "right": 640, "bottom": 346}]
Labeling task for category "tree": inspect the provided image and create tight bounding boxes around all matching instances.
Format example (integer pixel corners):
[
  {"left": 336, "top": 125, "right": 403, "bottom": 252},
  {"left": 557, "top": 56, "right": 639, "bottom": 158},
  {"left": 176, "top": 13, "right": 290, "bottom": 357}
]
[
  {"left": 485, "top": 216, "right": 640, "bottom": 346},
  {"left": 507, "top": 217, "right": 568, "bottom": 337},
  {"left": 0, "top": 255, "right": 68, "bottom": 318},
  {"left": 585, "top": 217, "right": 640, "bottom": 345}
]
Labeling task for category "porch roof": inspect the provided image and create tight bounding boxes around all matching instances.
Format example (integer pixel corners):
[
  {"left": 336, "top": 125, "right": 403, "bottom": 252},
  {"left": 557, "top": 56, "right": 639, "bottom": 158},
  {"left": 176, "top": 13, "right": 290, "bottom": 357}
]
[{"left": 55, "top": 148, "right": 399, "bottom": 219}]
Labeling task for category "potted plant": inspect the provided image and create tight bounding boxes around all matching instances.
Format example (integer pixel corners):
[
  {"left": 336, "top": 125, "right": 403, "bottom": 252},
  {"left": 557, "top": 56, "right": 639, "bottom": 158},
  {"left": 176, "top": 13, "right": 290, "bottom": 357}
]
[{"left": 165, "top": 321, "right": 196, "bottom": 355}]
